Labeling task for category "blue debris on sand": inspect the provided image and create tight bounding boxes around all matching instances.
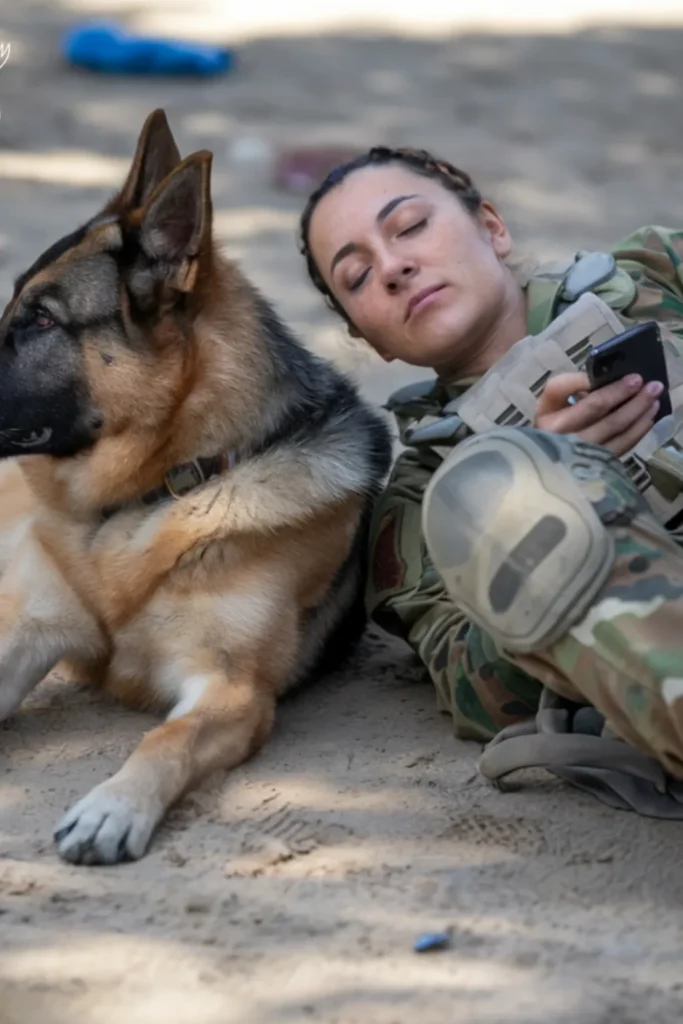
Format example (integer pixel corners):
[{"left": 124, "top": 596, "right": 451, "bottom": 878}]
[
  {"left": 413, "top": 929, "right": 453, "bottom": 953},
  {"left": 63, "top": 22, "right": 234, "bottom": 76}
]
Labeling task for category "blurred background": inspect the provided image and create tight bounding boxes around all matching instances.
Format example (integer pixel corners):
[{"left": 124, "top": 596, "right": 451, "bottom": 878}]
[{"left": 3, "top": 0, "right": 683, "bottom": 407}]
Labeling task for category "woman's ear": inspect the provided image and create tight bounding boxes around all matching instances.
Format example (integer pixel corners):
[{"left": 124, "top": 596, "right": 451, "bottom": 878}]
[{"left": 478, "top": 200, "right": 513, "bottom": 260}]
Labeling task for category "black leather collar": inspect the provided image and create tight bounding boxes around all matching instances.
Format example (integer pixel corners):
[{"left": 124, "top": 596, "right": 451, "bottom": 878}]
[{"left": 100, "top": 452, "right": 234, "bottom": 521}]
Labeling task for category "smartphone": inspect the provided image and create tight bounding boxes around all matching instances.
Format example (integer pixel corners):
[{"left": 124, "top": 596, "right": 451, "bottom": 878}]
[{"left": 585, "top": 320, "right": 672, "bottom": 422}]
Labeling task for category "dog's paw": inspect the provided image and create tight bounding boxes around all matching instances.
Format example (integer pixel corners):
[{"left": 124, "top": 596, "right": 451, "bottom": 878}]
[{"left": 54, "top": 784, "right": 161, "bottom": 865}]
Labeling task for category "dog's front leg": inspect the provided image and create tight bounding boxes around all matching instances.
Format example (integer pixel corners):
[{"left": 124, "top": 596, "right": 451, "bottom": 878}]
[
  {"left": 0, "top": 536, "right": 105, "bottom": 721},
  {"left": 55, "top": 669, "right": 274, "bottom": 865}
]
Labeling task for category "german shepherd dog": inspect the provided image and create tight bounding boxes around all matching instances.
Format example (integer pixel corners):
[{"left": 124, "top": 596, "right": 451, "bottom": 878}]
[{"left": 0, "top": 110, "right": 391, "bottom": 865}]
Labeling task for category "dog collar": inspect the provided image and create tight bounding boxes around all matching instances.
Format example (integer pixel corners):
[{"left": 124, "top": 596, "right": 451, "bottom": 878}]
[{"left": 100, "top": 451, "right": 238, "bottom": 521}]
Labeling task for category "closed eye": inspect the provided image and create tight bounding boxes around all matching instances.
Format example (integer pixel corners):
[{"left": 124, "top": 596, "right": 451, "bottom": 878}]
[
  {"left": 349, "top": 268, "right": 370, "bottom": 292},
  {"left": 398, "top": 218, "right": 427, "bottom": 237}
]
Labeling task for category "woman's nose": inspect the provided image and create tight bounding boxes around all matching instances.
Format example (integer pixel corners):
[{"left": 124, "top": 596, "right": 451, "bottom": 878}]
[{"left": 382, "top": 258, "right": 418, "bottom": 293}]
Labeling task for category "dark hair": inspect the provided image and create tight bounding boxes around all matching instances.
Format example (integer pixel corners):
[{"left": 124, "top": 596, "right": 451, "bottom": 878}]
[{"left": 297, "top": 145, "right": 483, "bottom": 329}]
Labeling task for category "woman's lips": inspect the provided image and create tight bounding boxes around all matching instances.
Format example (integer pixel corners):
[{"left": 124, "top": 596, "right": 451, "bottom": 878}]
[{"left": 406, "top": 284, "right": 447, "bottom": 321}]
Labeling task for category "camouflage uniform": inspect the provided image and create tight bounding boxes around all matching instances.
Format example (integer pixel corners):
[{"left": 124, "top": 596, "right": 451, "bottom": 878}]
[{"left": 366, "top": 226, "right": 683, "bottom": 809}]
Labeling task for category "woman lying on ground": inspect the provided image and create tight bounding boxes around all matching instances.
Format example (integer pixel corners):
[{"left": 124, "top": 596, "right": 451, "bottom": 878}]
[{"left": 297, "top": 145, "right": 683, "bottom": 817}]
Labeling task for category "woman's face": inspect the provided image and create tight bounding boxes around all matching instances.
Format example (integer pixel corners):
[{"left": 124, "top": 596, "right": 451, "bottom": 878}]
[{"left": 307, "top": 163, "right": 517, "bottom": 372}]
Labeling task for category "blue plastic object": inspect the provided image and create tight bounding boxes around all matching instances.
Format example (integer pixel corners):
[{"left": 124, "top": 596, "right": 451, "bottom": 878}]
[
  {"left": 63, "top": 22, "right": 234, "bottom": 76},
  {"left": 413, "top": 929, "right": 452, "bottom": 953}
]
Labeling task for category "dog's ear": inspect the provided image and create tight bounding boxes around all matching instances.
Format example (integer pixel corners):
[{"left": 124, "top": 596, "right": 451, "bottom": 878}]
[
  {"left": 138, "top": 151, "right": 213, "bottom": 290},
  {"left": 113, "top": 109, "right": 182, "bottom": 211}
]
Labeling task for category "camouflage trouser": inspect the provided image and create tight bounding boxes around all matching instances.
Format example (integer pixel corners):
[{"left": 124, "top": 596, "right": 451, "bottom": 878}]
[
  {"left": 421, "top": 428, "right": 683, "bottom": 782},
  {"left": 494, "top": 522, "right": 683, "bottom": 780}
]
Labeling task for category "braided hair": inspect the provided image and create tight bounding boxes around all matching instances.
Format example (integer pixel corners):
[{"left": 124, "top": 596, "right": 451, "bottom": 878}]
[{"left": 298, "top": 146, "right": 483, "bottom": 330}]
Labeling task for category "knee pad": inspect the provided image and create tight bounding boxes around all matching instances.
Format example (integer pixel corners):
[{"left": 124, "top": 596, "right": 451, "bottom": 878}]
[{"left": 422, "top": 429, "right": 626, "bottom": 653}]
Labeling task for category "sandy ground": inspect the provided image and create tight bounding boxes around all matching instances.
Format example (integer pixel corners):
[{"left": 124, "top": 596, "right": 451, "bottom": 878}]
[{"left": 3, "top": 2, "right": 683, "bottom": 1022}]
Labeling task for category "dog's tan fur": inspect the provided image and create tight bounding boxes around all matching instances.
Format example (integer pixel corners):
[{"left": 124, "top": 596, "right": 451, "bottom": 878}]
[{"left": 0, "top": 110, "right": 390, "bottom": 864}]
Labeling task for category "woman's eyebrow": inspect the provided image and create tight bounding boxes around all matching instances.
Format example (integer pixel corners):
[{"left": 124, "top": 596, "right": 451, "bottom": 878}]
[
  {"left": 377, "top": 194, "right": 419, "bottom": 222},
  {"left": 329, "top": 194, "right": 420, "bottom": 274}
]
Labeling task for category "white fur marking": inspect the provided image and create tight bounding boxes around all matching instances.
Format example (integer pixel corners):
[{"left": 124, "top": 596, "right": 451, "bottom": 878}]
[{"left": 166, "top": 674, "right": 210, "bottom": 720}]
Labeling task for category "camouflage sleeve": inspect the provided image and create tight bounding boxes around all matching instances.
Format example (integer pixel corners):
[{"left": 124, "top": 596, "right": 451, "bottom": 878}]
[
  {"left": 612, "top": 226, "right": 683, "bottom": 333},
  {"left": 365, "top": 447, "right": 543, "bottom": 742}
]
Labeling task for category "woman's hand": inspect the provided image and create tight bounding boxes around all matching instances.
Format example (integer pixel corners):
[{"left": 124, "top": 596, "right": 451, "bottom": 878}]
[{"left": 534, "top": 371, "right": 664, "bottom": 457}]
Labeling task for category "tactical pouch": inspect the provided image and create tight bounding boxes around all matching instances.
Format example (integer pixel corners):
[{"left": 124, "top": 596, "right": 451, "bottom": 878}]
[{"left": 410, "top": 292, "right": 683, "bottom": 530}]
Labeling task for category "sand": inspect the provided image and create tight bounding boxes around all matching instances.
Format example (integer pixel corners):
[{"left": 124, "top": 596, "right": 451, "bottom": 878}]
[{"left": 2, "top": 1, "right": 683, "bottom": 1021}]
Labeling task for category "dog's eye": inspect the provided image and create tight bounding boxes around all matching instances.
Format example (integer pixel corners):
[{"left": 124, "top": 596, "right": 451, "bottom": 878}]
[{"left": 34, "top": 309, "right": 54, "bottom": 329}]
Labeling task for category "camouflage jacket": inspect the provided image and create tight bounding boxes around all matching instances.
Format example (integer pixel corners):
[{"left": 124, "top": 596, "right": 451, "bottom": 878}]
[{"left": 365, "top": 226, "right": 683, "bottom": 742}]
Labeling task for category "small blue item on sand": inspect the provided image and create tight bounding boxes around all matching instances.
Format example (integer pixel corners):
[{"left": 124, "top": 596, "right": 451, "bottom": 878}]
[
  {"left": 63, "top": 22, "right": 234, "bottom": 76},
  {"left": 413, "top": 928, "right": 453, "bottom": 953}
]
